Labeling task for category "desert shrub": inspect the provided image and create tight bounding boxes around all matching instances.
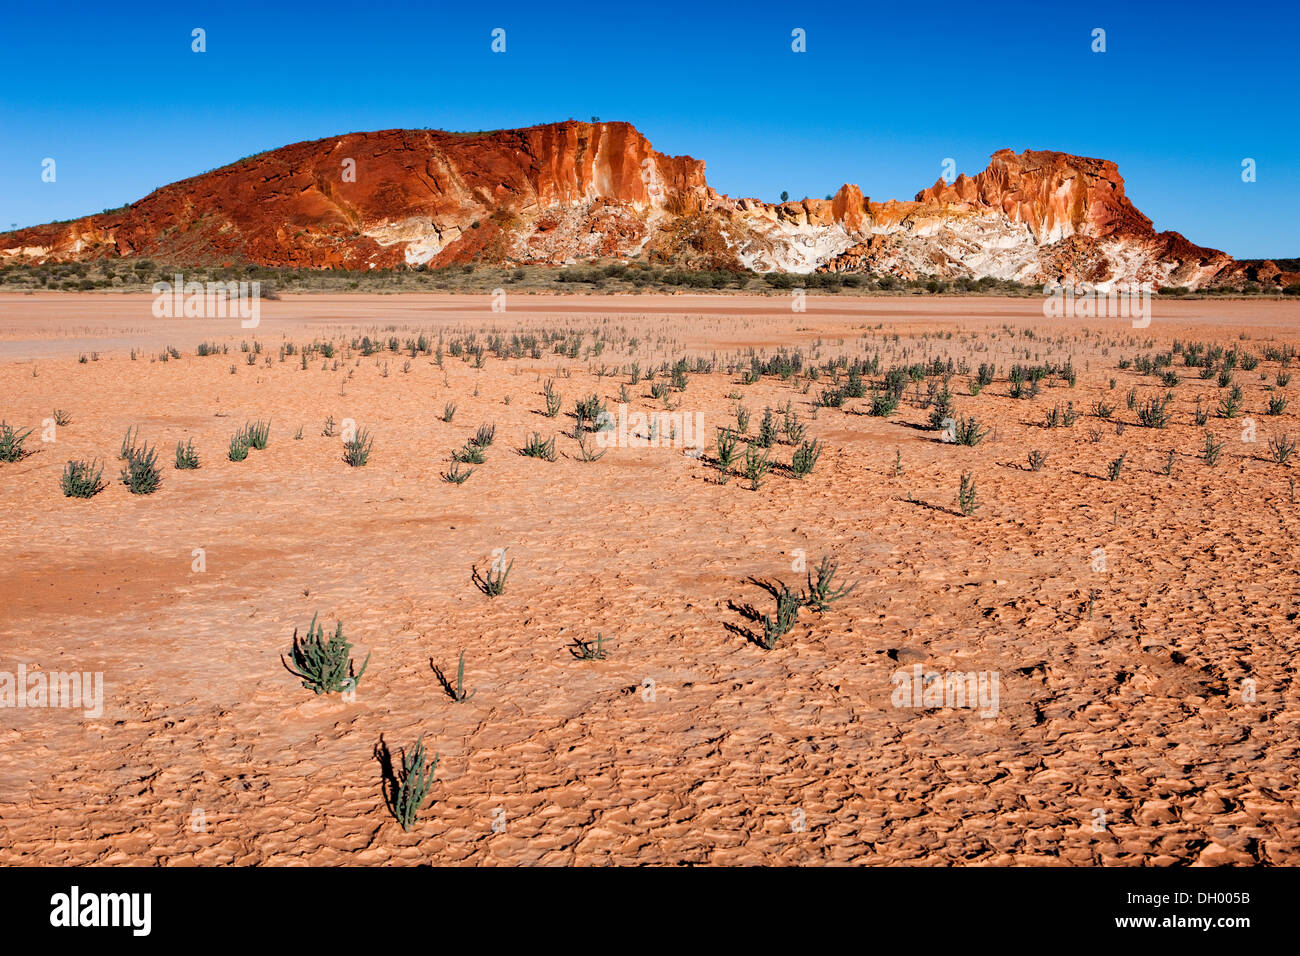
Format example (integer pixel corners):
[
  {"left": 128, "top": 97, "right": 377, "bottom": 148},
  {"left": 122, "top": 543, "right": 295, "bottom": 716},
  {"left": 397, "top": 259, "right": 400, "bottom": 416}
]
[
  {"left": 958, "top": 472, "right": 979, "bottom": 515},
  {"left": 1137, "top": 396, "right": 1172, "bottom": 429},
  {"left": 441, "top": 461, "right": 473, "bottom": 483},
  {"left": 804, "top": 555, "right": 857, "bottom": 611},
  {"left": 1203, "top": 431, "right": 1225, "bottom": 466},
  {"left": 283, "top": 613, "right": 370, "bottom": 695},
  {"left": 928, "top": 389, "right": 955, "bottom": 430},
  {"left": 544, "top": 380, "right": 562, "bottom": 417},
  {"left": 572, "top": 633, "right": 608, "bottom": 660},
  {"left": 818, "top": 387, "right": 845, "bottom": 409},
  {"left": 174, "top": 439, "right": 200, "bottom": 469},
  {"left": 228, "top": 431, "right": 250, "bottom": 461},
  {"left": 119, "top": 425, "right": 140, "bottom": 460},
  {"left": 384, "top": 734, "right": 439, "bottom": 832},
  {"left": 343, "top": 428, "right": 373, "bottom": 466},
  {"left": 1269, "top": 433, "right": 1295, "bottom": 465},
  {"left": 783, "top": 408, "right": 805, "bottom": 444},
  {"left": 450, "top": 650, "right": 475, "bottom": 703},
  {"left": 453, "top": 443, "right": 485, "bottom": 464},
  {"left": 790, "top": 439, "right": 822, "bottom": 478},
  {"left": 521, "top": 432, "right": 557, "bottom": 461},
  {"left": 869, "top": 391, "right": 899, "bottom": 417},
  {"left": 1107, "top": 452, "right": 1126, "bottom": 481},
  {"left": 242, "top": 420, "right": 269, "bottom": 450},
  {"left": 735, "top": 405, "right": 750, "bottom": 434},
  {"left": 1194, "top": 398, "right": 1209, "bottom": 426},
  {"left": 574, "top": 393, "right": 604, "bottom": 427},
  {"left": 1216, "top": 389, "right": 1242, "bottom": 418},
  {"left": 575, "top": 431, "right": 605, "bottom": 462},
  {"left": 761, "top": 587, "right": 801, "bottom": 649},
  {"left": 1027, "top": 450, "right": 1048, "bottom": 471},
  {"left": 478, "top": 552, "right": 513, "bottom": 596},
  {"left": 756, "top": 407, "right": 777, "bottom": 448},
  {"left": 954, "top": 415, "right": 989, "bottom": 446},
  {"left": 715, "top": 428, "right": 739, "bottom": 481},
  {"left": 0, "top": 422, "right": 34, "bottom": 463},
  {"left": 120, "top": 443, "right": 161, "bottom": 495},
  {"left": 743, "top": 443, "right": 773, "bottom": 490},
  {"left": 61, "top": 458, "right": 105, "bottom": 498}
]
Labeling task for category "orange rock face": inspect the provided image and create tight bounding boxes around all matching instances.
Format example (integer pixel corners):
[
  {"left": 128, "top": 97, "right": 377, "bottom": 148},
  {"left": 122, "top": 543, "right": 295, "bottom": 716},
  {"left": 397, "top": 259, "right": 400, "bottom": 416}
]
[
  {"left": 0, "top": 122, "right": 711, "bottom": 271},
  {"left": 0, "top": 122, "right": 1263, "bottom": 288},
  {"left": 914, "top": 149, "right": 1154, "bottom": 244}
]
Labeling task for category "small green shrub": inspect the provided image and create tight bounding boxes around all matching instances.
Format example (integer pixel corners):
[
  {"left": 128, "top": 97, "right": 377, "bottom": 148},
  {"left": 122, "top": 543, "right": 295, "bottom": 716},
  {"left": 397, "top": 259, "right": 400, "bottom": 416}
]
[
  {"left": 743, "top": 443, "right": 773, "bottom": 490},
  {"left": 1137, "top": 396, "right": 1172, "bottom": 429},
  {"left": 450, "top": 650, "right": 476, "bottom": 703},
  {"left": 244, "top": 420, "right": 270, "bottom": 450},
  {"left": 954, "top": 416, "right": 989, "bottom": 446},
  {"left": 343, "top": 428, "right": 373, "bottom": 466},
  {"left": 61, "top": 458, "right": 105, "bottom": 498},
  {"left": 120, "top": 443, "right": 162, "bottom": 495},
  {"left": 1107, "top": 452, "right": 1126, "bottom": 481},
  {"left": 1267, "top": 433, "right": 1294, "bottom": 466},
  {"left": 228, "top": 431, "right": 250, "bottom": 461},
  {"left": 478, "top": 552, "right": 513, "bottom": 596},
  {"left": 804, "top": 555, "right": 857, "bottom": 612},
  {"left": 385, "top": 734, "right": 439, "bottom": 832},
  {"left": 0, "top": 422, "right": 34, "bottom": 463},
  {"left": 119, "top": 425, "right": 140, "bottom": 460},
  {"left": 453, "top": 443, "right": 485, "bottom": 464},
  {"left": 790, "top": 439, "right": 822, "bottom": 478},
  {"left": 572, "top": 633, "right": 608, "bottom": 660},
  {"left": 958, "top": 472, "right": 979, "bottom": 515},
  {"left": 174, "top": 439, "right": 200, "bottom": 469},
  {"left": 521, "top": 432, "right": 557, "bottom": 461},
  {"left": 715, "top": 428, "right": 739, "bottom": 481},
  {"left": 441, "top": 462, "right": 474, "bottom": 483},
  {"left": 761, "top": 587, "right": 801, "bottom": 649},
  {"left": 1203, "top": 431, "right": 1225, "bottom": 466},
  {"left": 283, "top": 612, "right": 370, "bottom": 695}
]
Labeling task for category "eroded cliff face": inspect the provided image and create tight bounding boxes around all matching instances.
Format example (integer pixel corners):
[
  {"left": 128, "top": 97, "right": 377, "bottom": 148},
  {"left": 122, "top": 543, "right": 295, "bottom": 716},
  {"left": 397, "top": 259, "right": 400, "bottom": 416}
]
[{"left": 0, "top": 121, "right": 1257, "bottom": 289}]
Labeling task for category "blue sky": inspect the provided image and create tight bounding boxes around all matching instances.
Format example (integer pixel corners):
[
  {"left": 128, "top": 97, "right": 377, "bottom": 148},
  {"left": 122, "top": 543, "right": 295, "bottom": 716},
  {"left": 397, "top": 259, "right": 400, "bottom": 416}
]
[{"left": 1, "top": 0, "right": 1295, "bottom": 258}]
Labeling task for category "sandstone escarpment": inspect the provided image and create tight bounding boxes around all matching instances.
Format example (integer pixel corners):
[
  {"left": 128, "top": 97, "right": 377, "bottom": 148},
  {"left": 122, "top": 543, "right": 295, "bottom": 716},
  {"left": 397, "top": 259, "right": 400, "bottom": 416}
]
[{"left": 0, "top": 121, "right": 1259, "bottom": 289}]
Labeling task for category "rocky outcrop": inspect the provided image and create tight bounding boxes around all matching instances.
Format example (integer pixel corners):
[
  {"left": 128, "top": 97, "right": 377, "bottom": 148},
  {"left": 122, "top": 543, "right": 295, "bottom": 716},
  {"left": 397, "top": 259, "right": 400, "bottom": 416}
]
[{"left": 0, "top": 121, "right": 1264, "bottom": 289}]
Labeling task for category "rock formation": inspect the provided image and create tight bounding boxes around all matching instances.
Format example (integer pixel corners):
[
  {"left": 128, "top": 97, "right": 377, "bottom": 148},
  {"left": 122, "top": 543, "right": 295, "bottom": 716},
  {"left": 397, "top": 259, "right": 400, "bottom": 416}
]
[{"left": 0, "top": 120, "right": 1266, "bottom": 289}]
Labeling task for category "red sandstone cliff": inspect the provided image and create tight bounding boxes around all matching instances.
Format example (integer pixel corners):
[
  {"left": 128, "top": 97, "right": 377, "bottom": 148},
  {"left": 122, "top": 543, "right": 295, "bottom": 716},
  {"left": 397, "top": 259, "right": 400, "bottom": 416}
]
[{"left": 0, "top": 121, "right": 1257, "bottom": 289}]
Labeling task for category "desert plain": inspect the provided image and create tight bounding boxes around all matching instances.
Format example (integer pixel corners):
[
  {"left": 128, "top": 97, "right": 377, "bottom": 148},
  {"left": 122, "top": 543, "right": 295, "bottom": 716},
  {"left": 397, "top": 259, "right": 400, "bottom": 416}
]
[{"left": 0, "top": 291, "right": 1297, "bottom": 865}]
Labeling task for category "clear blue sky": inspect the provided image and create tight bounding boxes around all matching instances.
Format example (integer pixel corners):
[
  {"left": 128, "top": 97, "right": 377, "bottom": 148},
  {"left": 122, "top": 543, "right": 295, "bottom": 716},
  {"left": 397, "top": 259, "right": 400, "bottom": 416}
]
[{"left": 1, "top": 0, "right": 1295, "bottom": 258}]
